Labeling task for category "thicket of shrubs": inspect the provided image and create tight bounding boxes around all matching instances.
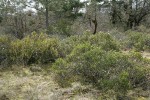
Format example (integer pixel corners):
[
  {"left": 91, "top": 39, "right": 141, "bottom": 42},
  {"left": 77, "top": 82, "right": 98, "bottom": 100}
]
[
  {"left": 0, "top": 35, "right": 11, "bottom": 64},
  {"left": 52, "top": 32, "right": 150, "bottom": 97},
  {"left": 124, "top": 31, "right": 150, "bottom": 51},
  {"left": 0, "top": 31, "right": 149, "bottom": 98},
  {"left": 0, "top": 32, "right": 60, "bottom": 66},
  {"left": 59, "top": 31, "right": 120, "bottom": 57},
  {"left": 52, "top": 44, "right": 149, "bottom": 93}
]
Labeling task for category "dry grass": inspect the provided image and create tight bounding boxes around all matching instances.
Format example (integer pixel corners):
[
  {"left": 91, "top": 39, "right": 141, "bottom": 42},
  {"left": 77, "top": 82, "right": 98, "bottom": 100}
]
[
  {"left": 0, "top": 66, "right": 99, "bottom": 100},
  {"left": 142, "top": 52, "right": 150, "bottom": 59},
  {"left": 0, "top": 66, "right": 150, "bottom": 100},
  {"left": 0, "top": 67, "right": 56, "bottom": 100},
  {"left": 0, "top": 54, "right": 150, "bottom": 100},
  {"left": 122, "top": 50, "right": 150, "bottom": 59}
]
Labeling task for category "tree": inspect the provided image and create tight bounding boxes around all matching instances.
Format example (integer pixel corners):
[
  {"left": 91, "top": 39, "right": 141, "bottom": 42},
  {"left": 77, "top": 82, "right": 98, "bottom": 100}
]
[
  {"left": 109, "top": 0, "right": 150, "bottom": 30},
  {"left": 32, "top": 0, "right": 84, "bottom": 35},
  {"left": 84, "top": 0, "right": 105, "bottom": 34},
  {"left": 0, "top": 0, "right": 28, "bottom": 39}
]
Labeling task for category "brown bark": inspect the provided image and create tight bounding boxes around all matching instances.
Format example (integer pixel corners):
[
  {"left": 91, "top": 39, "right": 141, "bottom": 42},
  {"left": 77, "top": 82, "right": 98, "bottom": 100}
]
[{"left": 92, "top": 16, "right": 97, "bottom": 34}]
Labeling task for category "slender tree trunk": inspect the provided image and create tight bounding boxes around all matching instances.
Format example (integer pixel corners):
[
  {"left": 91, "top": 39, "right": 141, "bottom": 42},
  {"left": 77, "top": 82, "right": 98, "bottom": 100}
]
[
  {"left": 127, "top": 0, "right": 133, "bottom": 29},
  {"left": 24, "top": 15, "right": 27, "bottom": 32},
  {"left": 111, "top": 0, "right": 117, "bottom": 25},
  {"left": 92, "top": 6, "right": 97, "bottom": 34},
  {"left": 45, "top": 0, "right": 49, "bottom": 33},
  {"left": 92, "top": 16, "right": 97, "bottom": 34}
]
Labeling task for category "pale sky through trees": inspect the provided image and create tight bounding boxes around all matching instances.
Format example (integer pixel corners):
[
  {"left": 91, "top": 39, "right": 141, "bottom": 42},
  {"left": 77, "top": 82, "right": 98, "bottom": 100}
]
[{"left": 24, "top": 0, "right": 88, "bottom": 13}]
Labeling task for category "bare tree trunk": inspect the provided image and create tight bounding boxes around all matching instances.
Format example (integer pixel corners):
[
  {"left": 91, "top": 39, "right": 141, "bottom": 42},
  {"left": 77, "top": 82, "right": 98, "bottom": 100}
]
[
  {"left": 92, "top": 6, "right": 97, "bottom": 35},
  {"left": 127, "top": 0, "right": 133, "bottom": 29},
  {"left": 92, "top": 15, "right": 97, "bottom": 34},
  {"left": 111, "top": 0, "right": 117, "bottom": 25},
  {"left": 45, "top": 0, "right": 49, "bottom": 33},
  {"left": 24, "top": 14, "right": 27, "bottom": 32}
]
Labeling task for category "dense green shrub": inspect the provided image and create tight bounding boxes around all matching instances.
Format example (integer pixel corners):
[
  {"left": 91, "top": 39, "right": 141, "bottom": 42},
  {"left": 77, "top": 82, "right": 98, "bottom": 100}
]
[
  {"left": 52, "top": 58, "right": 73, "bottom": 87},
  {"left": 60, "top": 32, "right": 120, "bottom": 57},
  {"left": 8, "top": 32, "right": 60, "bottom": 65},
  {"left": 124, "top": 31, "right": 150, "bottom": 51},
  {"left": 52, "top": 44, "right": 149, "bottom": 94},
  {"left": 0, "top": 35, "right": 11, "bottom": 64}
]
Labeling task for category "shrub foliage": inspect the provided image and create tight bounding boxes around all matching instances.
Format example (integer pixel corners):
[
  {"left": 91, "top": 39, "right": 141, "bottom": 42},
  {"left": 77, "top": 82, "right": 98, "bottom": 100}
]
[
  {"left": 0, "top": 32, "right": 60, "bottom": 65},
  {"left": 0, "top": 31, "right": 149, "bottom": 97},
  {"left": 52, "top": 32, "right": 149, "bottom": 95},
  {"left": 125, "top": 31, "right": 150, "bottom": 51},
  {"left": 59, "top": 32, "right": 120, "bottom": 57}
]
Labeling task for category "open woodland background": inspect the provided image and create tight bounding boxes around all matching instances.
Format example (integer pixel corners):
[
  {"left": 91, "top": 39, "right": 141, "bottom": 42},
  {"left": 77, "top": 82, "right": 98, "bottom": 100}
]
[{"left": 0, "top": 0, "right": 150, "bottom": 100}]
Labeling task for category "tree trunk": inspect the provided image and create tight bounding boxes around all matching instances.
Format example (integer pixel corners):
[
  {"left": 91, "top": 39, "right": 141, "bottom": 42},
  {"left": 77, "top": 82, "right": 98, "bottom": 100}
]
[
  {"left": 45, "top": 0, "right": 49, "bottom": 33},
  {"left": 126, "top": 0, "right": 133, "bottom": 30},
  {"left": 92, "top": 6, "right": 98, "bottom": 35},
  {"left": 92, "top": 16, "right": 97, "bottom": 34},
  {"left": 111, "top": 0, "right": 117, "bottom": 25}
]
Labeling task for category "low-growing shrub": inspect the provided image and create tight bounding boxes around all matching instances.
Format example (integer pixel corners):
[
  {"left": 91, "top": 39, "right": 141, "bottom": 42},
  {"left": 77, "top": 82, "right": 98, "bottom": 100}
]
[
  {"left": 7, "top": 32, "right": 60, "bottom": 65},
  {"left": 52, "top": 58, "right": 73, "bottom": 87},
  {"left": 0, "top": 35, "right": 12, "bottom": 65},
  {"left": 124, "top": 31, "right": 150, "bottom": 51},
  {"left": 129, "top": 66, "right": 148, "bottom": 89},
  {"left": 52, "top": 44, "right": 149, "bottom": 94},
  {"left": 60, "top": 32, "right": 120, "bottom": 57}
]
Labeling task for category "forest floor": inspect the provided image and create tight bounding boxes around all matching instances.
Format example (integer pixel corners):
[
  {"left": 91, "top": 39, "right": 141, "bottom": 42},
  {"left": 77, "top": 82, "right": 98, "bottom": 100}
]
[{"left": 0, "top": 52, "right": 150, "bottom": 100}]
